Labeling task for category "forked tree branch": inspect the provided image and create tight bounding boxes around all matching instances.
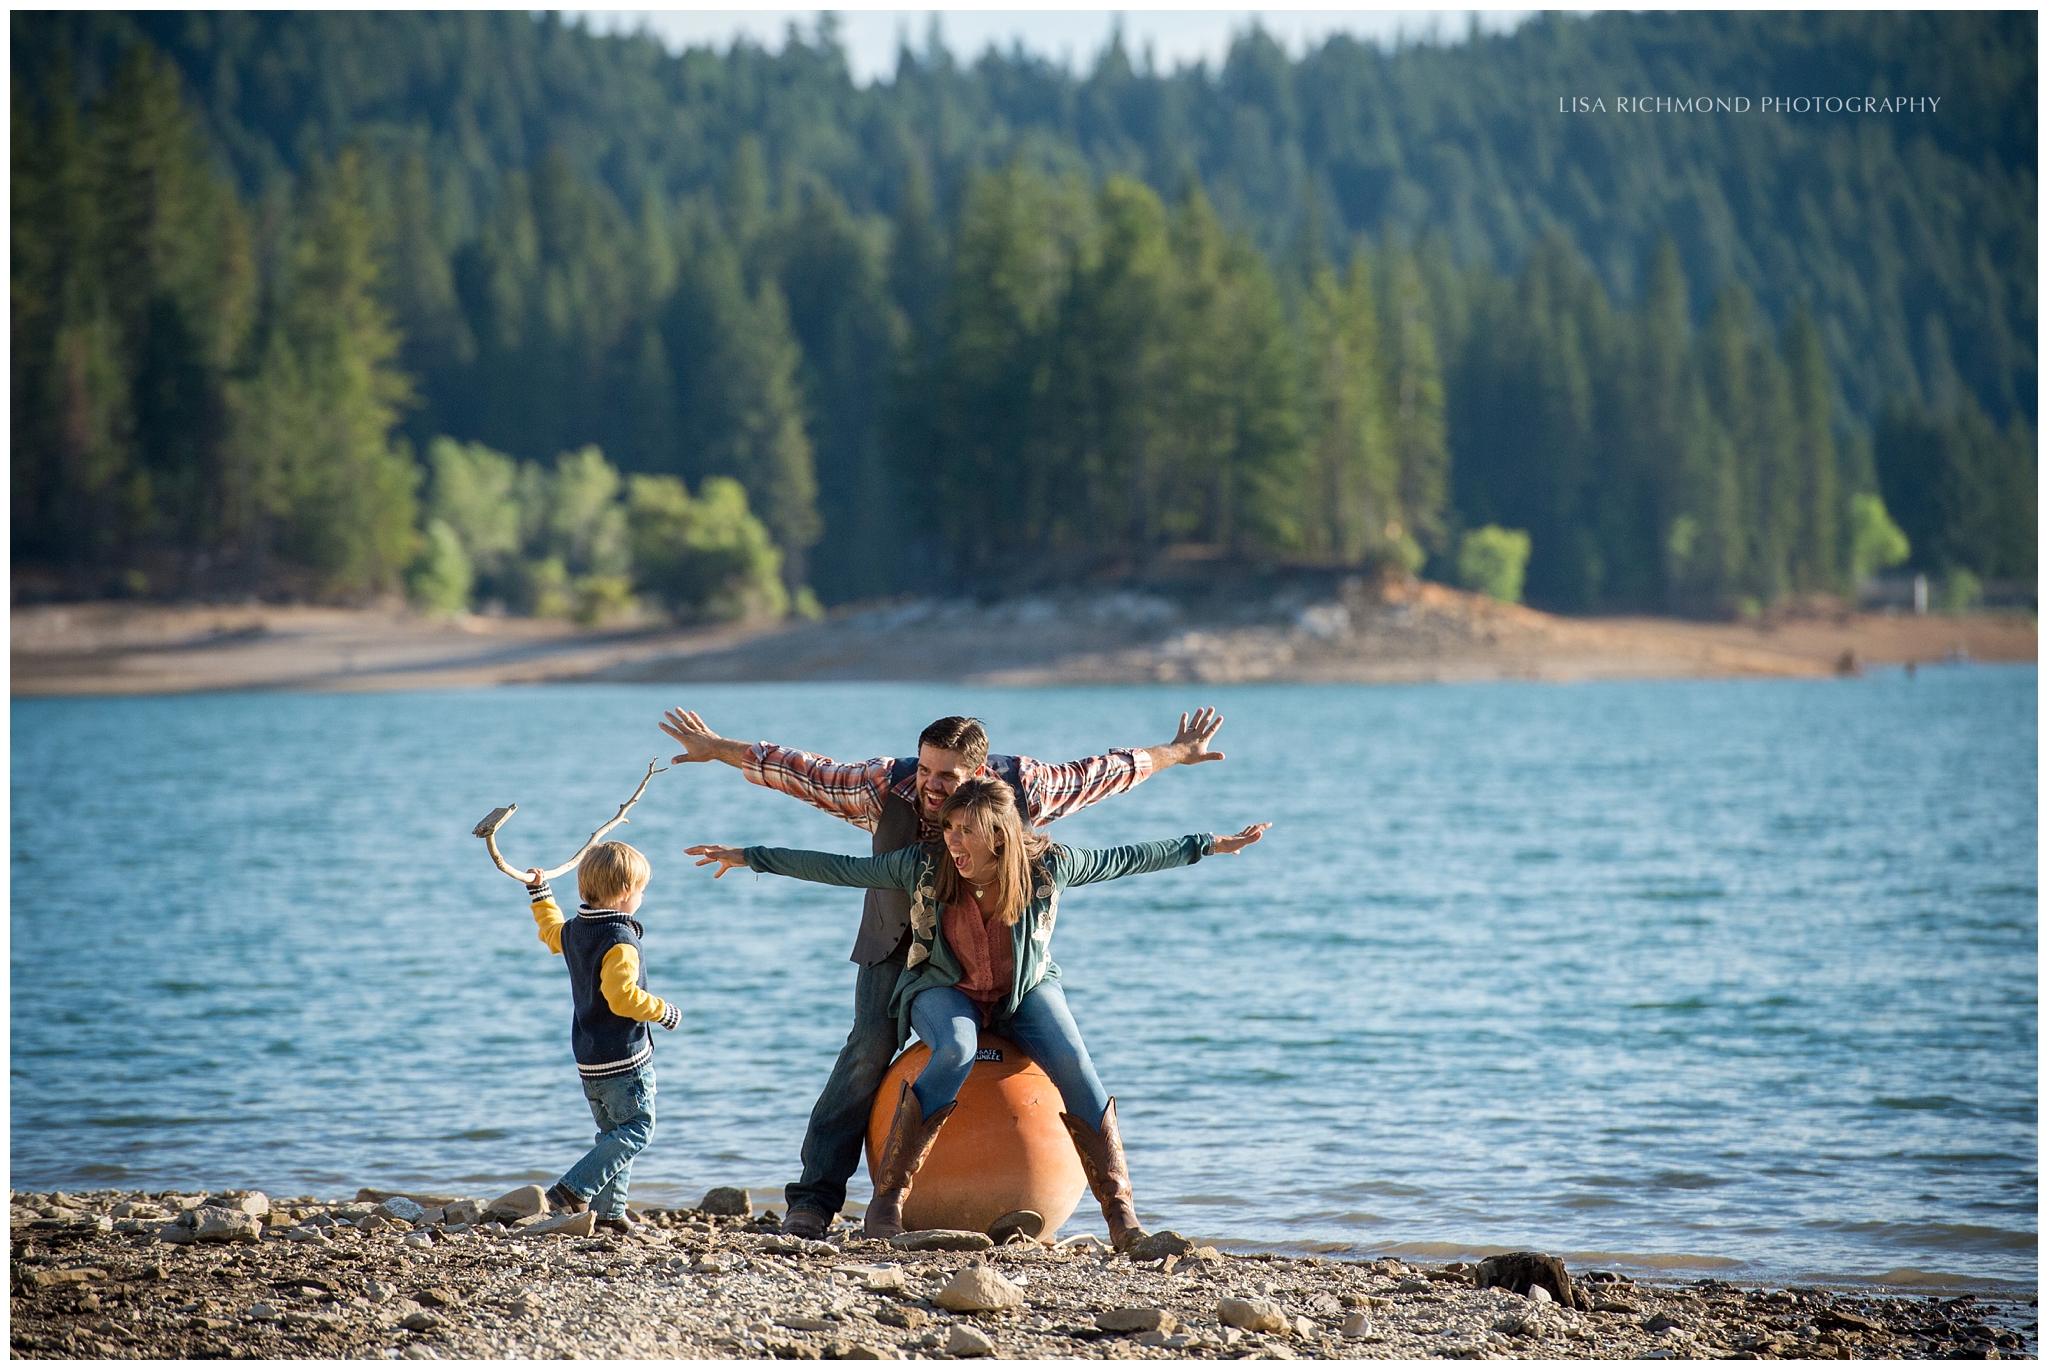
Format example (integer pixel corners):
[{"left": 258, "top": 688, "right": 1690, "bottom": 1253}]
[{"left": 473, "top": 757, "right": 668, "bottom": 882}]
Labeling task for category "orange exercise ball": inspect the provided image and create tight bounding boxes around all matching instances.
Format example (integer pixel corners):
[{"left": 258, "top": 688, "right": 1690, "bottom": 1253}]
[{"left": 864, "top": 1033, "right": 1088, "bottom": 1238}]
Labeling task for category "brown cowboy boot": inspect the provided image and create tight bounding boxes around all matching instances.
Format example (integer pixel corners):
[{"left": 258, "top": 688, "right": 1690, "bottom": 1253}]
[
  {"left": 1061, "top": 1097, "right": 1148, "bottom": 1253},
  {"left": 863, "top": 1081, "right": 957, "bottom": 1240}
]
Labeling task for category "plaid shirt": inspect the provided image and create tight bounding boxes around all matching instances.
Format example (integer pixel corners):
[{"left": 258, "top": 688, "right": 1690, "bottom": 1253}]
[{"left": 741, "top": 741, "right": 1154, "bottom": 833}]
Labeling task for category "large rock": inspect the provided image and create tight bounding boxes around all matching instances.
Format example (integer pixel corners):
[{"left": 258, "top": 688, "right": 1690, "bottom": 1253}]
[
  {"left": 1475, "top": 1252, "right": 1581, "bottom": 1310},
  {"left": 440, "top": 1199, "right": 483, "bottom": 1226},
  {"left": 944, "top": 1325, "right": 996, "bottom": 1358},
  {"left": 1097, "top": 1308, "right": 1176, "bottom": 1334},
  {"left": 221, "top": 1191, "right": 270, "bottom": 1217},
  {"left": 483, "top": 1185, "right": 547, "bottom": 1222},
  {"left": 188, "top": 1207, "right": 263, "bottom": 1243},
  {"left": 374, "top": 1197, "right": 428, "bottom": 1225},
  {"left": 1219, "top": 1297, "right": 1289, "bottom": 1333},
  {"left": 700, "top": 1186, "right": 751, "bottom": 1217},
  {"left": 933, "top": 1264, "right": 1024, "bottom": 1312},
  {"left": 890, "top": 1228, "right": 993, "bottom": 1253},
  {"left": 520, "top": 1210, "right": 596, "bottom": 1238},
  {"left": 1126, "top": 1230, "right": 1195, "bottom": 1261}
]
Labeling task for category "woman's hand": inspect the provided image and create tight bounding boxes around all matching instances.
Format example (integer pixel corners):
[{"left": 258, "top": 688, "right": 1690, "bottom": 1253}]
[
  {"left": 1210, "top": 823, "right": 1271, "bottom": 855},
  {"left": 686, "top": 844, "right": 749, "bottom": 878}
]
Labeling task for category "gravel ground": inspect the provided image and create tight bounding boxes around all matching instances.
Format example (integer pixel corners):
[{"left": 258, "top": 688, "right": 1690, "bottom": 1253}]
[{"left": 10, "top": 1187, "right": 2037, "bottom": 1360}]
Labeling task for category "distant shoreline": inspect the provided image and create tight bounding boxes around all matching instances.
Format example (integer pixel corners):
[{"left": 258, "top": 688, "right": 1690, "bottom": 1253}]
[{"left": 10, "top": 588, "right": 2036, "bottom": 698}]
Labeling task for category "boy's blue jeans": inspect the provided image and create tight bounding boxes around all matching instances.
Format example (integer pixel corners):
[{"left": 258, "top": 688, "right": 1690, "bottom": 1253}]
[
  {"left": 558, "top": 1065, "right": 656, "bottom": 1219},
  {"left": 909, "top": 981, "right": 1111, "bottom": 1130}
]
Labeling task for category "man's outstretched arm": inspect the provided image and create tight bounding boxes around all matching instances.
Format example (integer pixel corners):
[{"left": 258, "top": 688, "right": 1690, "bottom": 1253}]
[
  {"left": 1027, "top": 706, "right": 1228, "bottom": 824},
  {"left": 660, "top": 707, "right": 894, "bottom": 830},
  {"left": 659, "top": 709, "right": 752, "bottom": 768}
]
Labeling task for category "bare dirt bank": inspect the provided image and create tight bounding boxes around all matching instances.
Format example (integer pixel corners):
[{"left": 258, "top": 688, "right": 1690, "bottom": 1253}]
[{"left": 11, "top": 582, "right": 2034, "bottom": 698}]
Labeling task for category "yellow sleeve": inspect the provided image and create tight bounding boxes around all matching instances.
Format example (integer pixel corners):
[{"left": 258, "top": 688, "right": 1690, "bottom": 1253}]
[
  {"left": 529, "top": 886, "right": 565, "bottom": 956},
  {"left": 600, "top": 944, "right": 671, "bottom": 1024}
]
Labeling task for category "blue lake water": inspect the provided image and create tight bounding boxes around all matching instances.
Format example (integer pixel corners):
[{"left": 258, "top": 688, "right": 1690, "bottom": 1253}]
[{"left": 10, "top": 669, "right": 2036, "bottom": 1291}]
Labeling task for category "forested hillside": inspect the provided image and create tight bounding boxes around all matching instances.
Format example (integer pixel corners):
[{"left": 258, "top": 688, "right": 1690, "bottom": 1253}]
[{"left": 11, "top": 10, "right": 2034, "bottom": 615}]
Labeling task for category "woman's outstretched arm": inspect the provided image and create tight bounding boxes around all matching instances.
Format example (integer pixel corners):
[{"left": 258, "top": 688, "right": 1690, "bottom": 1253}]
[
  {"left": 686, "top": 842, "right": 921, "bottom": 891},
  {"left": 1060, "top": 823, "right": 1270, "bottom": 887}
]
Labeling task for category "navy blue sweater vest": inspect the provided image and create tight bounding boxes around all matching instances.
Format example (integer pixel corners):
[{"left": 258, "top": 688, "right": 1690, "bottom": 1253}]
[{"left": 561, "top": 910, "right": 654, "bottom": 1080}]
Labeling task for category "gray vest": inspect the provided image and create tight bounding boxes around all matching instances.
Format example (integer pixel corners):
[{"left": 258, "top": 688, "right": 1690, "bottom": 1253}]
[
  {"left": 848, "top": 789, "right": 922, "bottom": 965},
  {"left": 847, "top": 754, "right": 1028, "bottom": 966}
]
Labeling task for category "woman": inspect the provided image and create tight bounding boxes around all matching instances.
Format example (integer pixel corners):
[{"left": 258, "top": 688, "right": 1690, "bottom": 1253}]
[{"left": 688, "top": 776, "right": 1268, "bottom": 1248}]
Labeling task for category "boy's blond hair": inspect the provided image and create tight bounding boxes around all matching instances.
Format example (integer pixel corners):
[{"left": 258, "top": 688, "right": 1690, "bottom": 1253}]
[{"left": 578, "top": 841, "right": 650, "bottom": 908}]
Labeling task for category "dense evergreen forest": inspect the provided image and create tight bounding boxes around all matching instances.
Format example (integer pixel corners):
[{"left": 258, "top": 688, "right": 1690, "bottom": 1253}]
[{"left": 11, "top": 10, "right": 2034, "bottom": 616}]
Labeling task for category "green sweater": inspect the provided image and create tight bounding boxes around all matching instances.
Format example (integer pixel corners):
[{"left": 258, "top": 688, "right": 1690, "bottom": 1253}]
[{"left": 743, "top": 835, "right": 1215, "bottom": 1047}]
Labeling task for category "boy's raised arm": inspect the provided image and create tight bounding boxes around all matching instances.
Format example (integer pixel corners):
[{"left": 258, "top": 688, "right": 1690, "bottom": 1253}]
[
  {"left": 525, "top": 868, "right": 566, "bottom": 955},
  {"left": 661, "top": 708, "right": 894, "bottom": 831}
]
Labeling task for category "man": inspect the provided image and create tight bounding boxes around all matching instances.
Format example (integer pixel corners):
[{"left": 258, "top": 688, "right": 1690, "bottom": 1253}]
[{"left": 658, "top": 705, "right": 1227, "bottom": 1239}]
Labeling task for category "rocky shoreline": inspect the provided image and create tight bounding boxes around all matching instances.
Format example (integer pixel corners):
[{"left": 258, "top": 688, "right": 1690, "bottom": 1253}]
[{"left": 10, "top": 1186, "right": 2036, "bottom": 1360}]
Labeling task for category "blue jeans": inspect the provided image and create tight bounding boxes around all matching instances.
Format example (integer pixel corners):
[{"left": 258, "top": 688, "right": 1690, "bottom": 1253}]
[
  {"left": 785, "top": 945, "right": 908, "bottom": 1218},
  {"left": 558, "top": 1065, "right": 656, "bottom": 1219},
  {"left": 908, "top": 980, "right": 1111, "bottom": 1131}
]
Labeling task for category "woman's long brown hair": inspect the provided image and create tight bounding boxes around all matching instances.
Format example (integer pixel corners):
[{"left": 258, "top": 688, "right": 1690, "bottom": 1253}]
[{"left": 932, "top": 777, "right": 1052, "bottom": 926}]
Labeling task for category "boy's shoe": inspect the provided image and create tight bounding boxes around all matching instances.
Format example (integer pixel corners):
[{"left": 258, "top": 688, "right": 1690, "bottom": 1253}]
[
  {"left": 544, "top": 1183, "right": 588, "bottom": 1215},
  {"left": 594, "top": 1214, "right": 635, "bottom": 1236},
  {"left": 781, "top": 1207, "right": 831, "bottom": 1240}
]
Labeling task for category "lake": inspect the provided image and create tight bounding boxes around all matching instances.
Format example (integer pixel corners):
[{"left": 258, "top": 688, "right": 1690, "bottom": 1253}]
[{"left": 10, "top": 668, "right": 2036, "bottom": 1290}]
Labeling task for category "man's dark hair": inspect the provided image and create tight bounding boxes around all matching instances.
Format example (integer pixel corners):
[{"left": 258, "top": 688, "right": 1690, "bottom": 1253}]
[{"left": 918, "top": 716, "right": 989, "bottom": 769}]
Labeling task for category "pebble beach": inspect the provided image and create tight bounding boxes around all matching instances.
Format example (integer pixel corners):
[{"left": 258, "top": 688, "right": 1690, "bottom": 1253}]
[{"left": 10, "top": 1186, "right": 2036, "bottom": 1360}]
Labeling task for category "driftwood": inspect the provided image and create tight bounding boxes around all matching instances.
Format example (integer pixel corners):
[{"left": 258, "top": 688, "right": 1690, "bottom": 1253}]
[{"left": 473, "top": 757, "right": 667, "bottom": 882}]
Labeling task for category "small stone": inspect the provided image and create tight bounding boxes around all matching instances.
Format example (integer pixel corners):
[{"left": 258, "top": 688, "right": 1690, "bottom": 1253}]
[
  {"left": 778, "top": 1316, "right": 836, "bottom": 1332},
  {"left": 700, "top": 1187, "right": 752, "bottom": 1217},
  {"left": 417, "top": 1289, "right": 459, "bottom": 1309},
  {"left": 1527, "top": 1283, "right": 1553, "bottom": 1304},
  {"left": 1341, "top": 1312, "right": 1373, "bottom": 1339},
  {"left": 440, "top": 1199, "right": 483, "bottom": 1226},
  {"left": 890, "top": 1228, "right": 993, "bottom": 1253},
  {"left": 1292, "top": 1316, "right": 1318, "bottom": 1338},
  {"left": 691, "top": 1253, "right": 734, "bottom": 1275},
  {"left": 224, "top": 1191, "right": 271, "bottom": 1218},
  {"left": 520, "top": 1210, "right": 596, "bottom": 1238},
  {"left": 279, "top": 1226, "right": 331, "bottom": 1245},
  {"left": 403, "top": 1231, "right": 434, "bottom": 1249},
  {"left": 402, "top": 1344, "right": 439, "bottom": 1360},
  {"left": 192, "top": 1207, "right": 264, "bottom": 1243},
  {"left": 829, "top": 1343, "right": 895, "bottom": 1360},
  {"left": 25, "top": 1268, "right": 100, "bottom": 1290},
  {"left": 375, "top": 1197, "right": 428, "bottom": 1225},
  {"left": 401, "top": 1311, "right": 444, "bottom": 1332},
  {"left": 944, "top": 1324, "right": 996, "bottom": 1357},
  {"left": 934, "top": 1264, "right": 1025, "bottom": 1312},
  {"left": 1160, "top": 1333, "right": 1202, "bottom": 1350},
  {"left": 850, "top": 1266, "right": 907, "bottom": 1293},
  {"left": 1397, "top": 1276, "right": 1431, "bottom": 1293},
  {"left": 358, "top": 1213, "right": 409, "bottom": 1234},
  {"left": 1219, "top": 1297, "right": 1290, "bottom": 1334},
  {"left": 1125, "top": 1230, "right": 1195, "bottom": 1261},
  {"left": 875, "top": 1306, "right": 929, "bottom": 1331},
  {"left": 1097, "top": 1308, "right": 1177, "bottom": 1334},
  {"left": 483, "top": 1185, "right": 547, "bottom": 1222},
  {"left": 247, "top": 1303, "right": 280, "bottom": 1321}
]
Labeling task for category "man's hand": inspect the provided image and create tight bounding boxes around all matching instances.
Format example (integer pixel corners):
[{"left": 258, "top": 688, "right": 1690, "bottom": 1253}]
[
  {"left": 660, "top": 708, "right": 751, "bottom": 768},
  {"left": 686, "top": 844, "right": 750, "bottom": 878},
  {"left": 1210, "top": 822, "right": 1270, "bottom": 855},
  {"left": 1145, "top": 706, "right": 1226, "bottom": 771}
]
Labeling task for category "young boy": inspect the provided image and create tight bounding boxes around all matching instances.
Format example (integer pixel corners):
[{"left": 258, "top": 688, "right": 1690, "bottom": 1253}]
[{"left": 523, "top": 841, "right": 680, "bottom": 1234}]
